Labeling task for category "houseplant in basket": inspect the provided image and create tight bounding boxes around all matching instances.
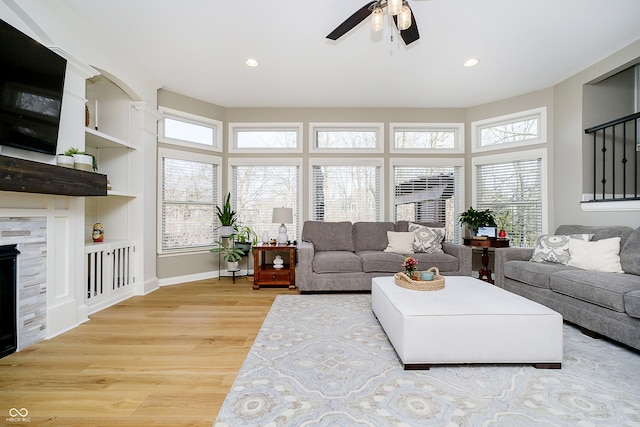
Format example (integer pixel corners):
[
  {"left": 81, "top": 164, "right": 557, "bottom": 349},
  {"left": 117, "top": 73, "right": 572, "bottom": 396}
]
[
  {"left": 216, "top": 192, "right": 237, "bottom": 237},
  {"left": 459, "top": 206, "right": 496, "bottom": 237}
]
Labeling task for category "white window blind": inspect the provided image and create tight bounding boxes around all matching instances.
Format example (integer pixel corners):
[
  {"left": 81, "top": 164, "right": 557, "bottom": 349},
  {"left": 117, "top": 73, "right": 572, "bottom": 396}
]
[
  {"left": 231, "top": 164, "right": 300, "bottom": 241},
  {"left": 476, "top": 158, "right": 542, "bottom": 247},
  {"left": 312, "top": 164, "right": 382, "bottom": 222},
  {"left": 161, "top": 157, "right": 218, "bottom": 251},
  {"left": 393, "top": 165, "right": 463, "bottom": 242}
]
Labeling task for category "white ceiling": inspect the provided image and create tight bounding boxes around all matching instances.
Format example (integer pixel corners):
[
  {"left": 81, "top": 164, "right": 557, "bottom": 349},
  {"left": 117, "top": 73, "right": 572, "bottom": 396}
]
[{"left": 56, "top": 0, "right": 640, "bottom": 108}]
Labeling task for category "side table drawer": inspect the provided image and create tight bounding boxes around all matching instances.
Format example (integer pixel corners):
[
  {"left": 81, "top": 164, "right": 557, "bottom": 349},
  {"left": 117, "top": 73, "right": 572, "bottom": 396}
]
[{"left": 258, "top": 269, "right": 291, "bottom": 283}]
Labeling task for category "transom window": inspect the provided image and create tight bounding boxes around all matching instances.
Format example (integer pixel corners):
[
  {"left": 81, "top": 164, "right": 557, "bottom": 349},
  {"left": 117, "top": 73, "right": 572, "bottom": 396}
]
[
  {"left": 229, "top": 123, "right": 302, "bottom": 152},
  {"left": 310, "top": 123, "right": 383, "bottom": 153},
  {"left": 158, "top": 107, "right": 221, "bottom": 151},
  {"left": 310, "top": 159, "right": 383, "bottom": 222},
  {"left": 391, "top": 123, "right": 464, "bottom": 153},
  {"left": 472, "top": 107, "right": 547, "bottom": 152}
]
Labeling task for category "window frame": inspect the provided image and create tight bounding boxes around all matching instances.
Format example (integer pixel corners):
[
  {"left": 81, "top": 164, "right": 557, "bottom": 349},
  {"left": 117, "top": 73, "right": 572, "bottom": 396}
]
[
  {"left": 471, "top": 107, "right": 547, "bottom": 153},
  {"left": 228, "top": 122, "right": 303, "bottom": 153},
  {"left": 308, "top": 157, "right": 385, "bottom": 222},
  {"left": 158, "top": 106, "right": 222, "bottom": 152},
  {"left": 309, "top": 122, "right": 384, "bottom": 153},
  {"left": 157, "top": 147, "right": 222, "bottom": 255},
  {"left": 390, "top": 123, "right": 465, "bottom": 154},
  {"left": 472, "top": 148, "right": 549, "bottom": 240}
]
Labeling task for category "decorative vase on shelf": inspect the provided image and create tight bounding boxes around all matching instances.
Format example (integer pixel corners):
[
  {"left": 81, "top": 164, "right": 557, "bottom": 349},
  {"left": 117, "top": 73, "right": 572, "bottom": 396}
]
[
  {"left": 261, "top": 231, "right": 269, "bottom": 245},
  {"left": 273, "top": 254, "right": 284, "bottom": 269},
  {"left": 92, "top": 223, "right": 104, "bottom": 242}
]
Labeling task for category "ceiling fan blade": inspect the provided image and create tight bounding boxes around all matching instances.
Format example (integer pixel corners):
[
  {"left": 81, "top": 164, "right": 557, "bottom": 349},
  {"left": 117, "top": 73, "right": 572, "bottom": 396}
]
[
  {"left": 327, "top": 1, "right": 377, "bottom": 41},
  {"left": 392, "top": 6, "right": 420, "bottom": 45}
]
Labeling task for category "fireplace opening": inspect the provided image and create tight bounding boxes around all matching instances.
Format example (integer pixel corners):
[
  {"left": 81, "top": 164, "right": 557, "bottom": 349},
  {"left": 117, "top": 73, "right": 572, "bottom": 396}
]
[{"left": 0, "top": 244, "right": 20, "bottom": 359}]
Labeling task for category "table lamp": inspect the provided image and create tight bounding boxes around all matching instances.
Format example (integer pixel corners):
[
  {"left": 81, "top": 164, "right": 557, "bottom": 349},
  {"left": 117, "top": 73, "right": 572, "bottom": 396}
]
[{"left": 272, "top": 207, "right": 293, "bottom": 245}]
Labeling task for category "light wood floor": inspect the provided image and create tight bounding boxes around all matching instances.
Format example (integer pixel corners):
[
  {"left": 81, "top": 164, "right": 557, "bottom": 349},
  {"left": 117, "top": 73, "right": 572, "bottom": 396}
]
[{"left": 0, "top": 277, "right": 297, "bottom": 426}]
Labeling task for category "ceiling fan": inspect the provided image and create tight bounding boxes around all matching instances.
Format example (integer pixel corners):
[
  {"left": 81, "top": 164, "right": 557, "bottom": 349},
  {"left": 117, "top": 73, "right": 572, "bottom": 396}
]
[{"left": 326, "top": 0, "right": 420, "bottom": 46}]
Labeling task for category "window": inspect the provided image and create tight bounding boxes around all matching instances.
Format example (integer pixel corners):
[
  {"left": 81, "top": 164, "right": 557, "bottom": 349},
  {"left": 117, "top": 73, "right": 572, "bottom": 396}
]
[
  {"left": 473, "top": 149, "right": 547, "bottom": 247},
  {"left": 310, "top": 123, "right": 384, "bottom": 153},
  {"left": 392, "top": 159, "right": 464, "bottom": 243},
  {"left": 472, "top": 107, "right": 547, "bottom": 152},
  {"left": 229, "top": 159, "right": 301, "bottom": 241},
  {"left": 310, "top": 159, "right": 383, "bottom": 222},
  {"left": 391, "top": 123, "right": 464, "bottom": 153},
  {"left": 158, "top": 107, "right": 222, "bottom": 151},
  {"left": 158, "top": 148, "right": 221, "bottom": 253},
  {"left": 229, "top": 123, "right": 302, "bottom": 152}
]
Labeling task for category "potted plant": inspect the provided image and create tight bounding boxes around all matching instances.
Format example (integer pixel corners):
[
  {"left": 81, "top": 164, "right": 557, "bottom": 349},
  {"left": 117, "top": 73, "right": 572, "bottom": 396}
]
[
  {"left": 56, "top": 151, "right": 74, "bottom": 168},
  {"left": 459, "top": 206, "right": 496, "bottom": 237},
  {"left": 63, "top": 147, "right": 98, "bottom": 172},
  {"left": 234, "top": 225, "right": 258, "bottom": 254},
  {"left": 210, "top": 239, "right": 245, "bottom": 271},
  {"left": 216, "top": 192, "right": 237, "bottom": 237},
  {"left": 495, "top": 210, "right": 512, "bottom": 238}
]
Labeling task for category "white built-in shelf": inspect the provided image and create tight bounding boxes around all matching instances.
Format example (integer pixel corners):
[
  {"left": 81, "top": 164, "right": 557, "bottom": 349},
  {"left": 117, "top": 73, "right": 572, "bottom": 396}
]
[
  {"left": 85, "top": 127, "right": 135, "bottom": 149},
  {"left": 106, "top": 190, "right": 137, "bottom": 198}
]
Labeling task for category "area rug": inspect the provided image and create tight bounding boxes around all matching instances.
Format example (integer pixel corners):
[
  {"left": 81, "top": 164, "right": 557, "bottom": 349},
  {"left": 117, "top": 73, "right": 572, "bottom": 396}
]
[{"left": 214, "top": 294, "right": 640, "bottom": 426}]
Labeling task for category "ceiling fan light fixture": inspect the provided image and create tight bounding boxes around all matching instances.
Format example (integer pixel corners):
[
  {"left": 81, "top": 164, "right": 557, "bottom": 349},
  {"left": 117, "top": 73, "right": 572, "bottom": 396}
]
[
  {"left": 397, "top": 3, "right": 412, "bottom": 30},
  {"left": 388, "top": 0, "right": 402, "bottom": 16},
  {"left": 371, "top": 6, "right": 384, "bottom": 32}
]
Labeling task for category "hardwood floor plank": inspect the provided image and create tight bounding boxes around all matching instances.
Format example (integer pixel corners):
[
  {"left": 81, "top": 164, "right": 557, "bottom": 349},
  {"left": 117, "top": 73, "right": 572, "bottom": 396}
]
[{"left": 0, "top": 278, "right": 296, "bottom": 426}]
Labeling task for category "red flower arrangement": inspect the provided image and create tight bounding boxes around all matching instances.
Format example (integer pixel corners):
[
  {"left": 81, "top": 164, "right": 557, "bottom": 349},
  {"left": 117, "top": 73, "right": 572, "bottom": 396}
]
[{"left": 402, "top": 257, "right": 418, "bottom": 277}]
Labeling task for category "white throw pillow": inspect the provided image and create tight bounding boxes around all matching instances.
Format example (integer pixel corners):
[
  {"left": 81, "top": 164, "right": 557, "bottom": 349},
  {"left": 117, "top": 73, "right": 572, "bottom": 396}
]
[
  {"left": 568, "top": 237, "right": 624, "bottom": 273},
  {"left": 408, "top": 223, "right": 445, "bottom": 254},
  {"left": 384, "top": 231, "right": 415, "bottom": 254},
  {"left": 530, "top": 234, "right": 593, "bottom": 264}
]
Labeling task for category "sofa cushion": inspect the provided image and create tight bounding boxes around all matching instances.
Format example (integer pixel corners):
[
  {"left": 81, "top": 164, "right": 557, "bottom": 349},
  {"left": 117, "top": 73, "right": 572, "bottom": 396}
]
[
  {"left": 530, "top": 234, "right": 592, "bottom": 264},
  {"left": 550, "top": 270, "right": 640, "bottom": 313},
  {"left": 384, "top": 231, "right": 415, "bottom": 254},
  {"left": 358, "top": 251, "right": 405, "bottom": 273},
  {"left": 555, "top": 225, "right": 633, "bottom": 246},
  {"left": 312, "top": 251, "right": 362, "bottom": 274},
  {"left": 353, "top": 221, "right": 395, "bottom": 251},
  {"left": 504, "top": 260, "right": 578, "bottom": 289},
  {"left": 624, "top": 290, "right": 640, "bottom": 318},
  {"left": 620, "top": 226, "right": 640, "bottom": 276},
  {"left": 411, "top": 252, "right": 459, "bottom": 273},
  {"left": 408, "top": 223, "right": 445, "bottom": 254},
  {"left": 567, "top": 237, "right": 623, "bottom": 273},
  {"left": 395, "top": 220, "right": 443, "bottom": 232},
  {"left": 302, "top": 221, "right": 354, "bottom": 252}
]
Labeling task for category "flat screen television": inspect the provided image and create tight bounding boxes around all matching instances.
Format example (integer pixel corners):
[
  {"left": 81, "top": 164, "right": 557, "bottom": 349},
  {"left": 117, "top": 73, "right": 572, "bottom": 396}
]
[{"left": 0, "top": 18, "right": 67, "bottom": 155}]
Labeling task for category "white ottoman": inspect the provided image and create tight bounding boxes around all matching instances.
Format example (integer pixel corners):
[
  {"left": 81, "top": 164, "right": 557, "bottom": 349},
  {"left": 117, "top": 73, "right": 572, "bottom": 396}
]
[{"left": 372, "top": 276, "right": 563, "bottom": 369}]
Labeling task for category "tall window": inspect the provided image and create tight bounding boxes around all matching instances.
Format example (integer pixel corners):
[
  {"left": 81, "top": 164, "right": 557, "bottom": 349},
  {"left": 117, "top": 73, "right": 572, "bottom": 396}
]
[
  {"left": 230, "top": 159, "right": 301, "bottom": 241},
  {"left": 392, "top": 160, "right": 464, "bottom": 242},
  {"left": 310, "top": 159, "right": 383, "bottom": 222},
  {"left": 473, "top": 150, "right": 547, "bottom": 247},
  {"left": 472, "top": 107, "right": 547, "bottom": 152},
  {"left": 158, "top": 148, "right": 221, "bottom": 252}
]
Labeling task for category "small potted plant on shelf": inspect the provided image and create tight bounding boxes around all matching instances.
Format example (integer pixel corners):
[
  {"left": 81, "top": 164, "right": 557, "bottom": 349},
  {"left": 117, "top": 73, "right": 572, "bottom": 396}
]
[
  {"left": 459, "top": 206, "right": 496, "bottom": 237},
  {"left": 495, "top": 210, "right": 511, "bottom": 238},
  {"left": 62, "top": 147, "right": 98, "bottom": 172},
  {"left": 210, "top": 239, "right": 245, "bottom": 272},
  {"left": 215, "top": 192, "right": 237, "bottom": 237},
  {"left": 233, "top": 225, "right": 258, "bottom": 254}
]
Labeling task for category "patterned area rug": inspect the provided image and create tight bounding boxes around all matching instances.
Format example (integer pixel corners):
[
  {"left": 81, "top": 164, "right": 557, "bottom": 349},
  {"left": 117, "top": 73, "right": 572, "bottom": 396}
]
[{"left": 214, "top": 294, "right": 640, "bottom": 426}]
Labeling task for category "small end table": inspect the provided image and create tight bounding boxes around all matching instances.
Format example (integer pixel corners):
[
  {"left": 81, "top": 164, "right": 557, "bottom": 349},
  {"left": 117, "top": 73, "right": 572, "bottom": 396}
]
[
  {"left": 252, "top": 245, "right": 296, "bottom": 290},
  {"left": 463, "top": 237, "right": 510, "bottom": 284}
]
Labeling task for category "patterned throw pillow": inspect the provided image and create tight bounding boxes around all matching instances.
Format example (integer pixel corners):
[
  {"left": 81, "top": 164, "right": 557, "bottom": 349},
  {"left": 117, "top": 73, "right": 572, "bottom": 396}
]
[
  {"left": 409, "top": 223, "right": 445, "bottom": 254},
  {"left": 530, "top": 234, "right": 593, "bottom": 264}
]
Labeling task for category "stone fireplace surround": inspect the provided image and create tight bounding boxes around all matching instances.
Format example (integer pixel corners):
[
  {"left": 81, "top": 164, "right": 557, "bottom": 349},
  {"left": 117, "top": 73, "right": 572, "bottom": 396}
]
[{"left": 0, "top": 217, "right": 47, "bottom": 352}]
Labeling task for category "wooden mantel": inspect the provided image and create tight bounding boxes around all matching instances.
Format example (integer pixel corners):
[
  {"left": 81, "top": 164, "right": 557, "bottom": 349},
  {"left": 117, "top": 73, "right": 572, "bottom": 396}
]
[{"left": 0, "top": 155, "right": 107, "bottom": 197}]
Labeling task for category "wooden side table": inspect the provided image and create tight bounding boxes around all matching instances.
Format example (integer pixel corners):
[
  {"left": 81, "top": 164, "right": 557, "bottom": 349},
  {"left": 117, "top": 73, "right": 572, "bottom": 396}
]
[
  {"left": 463, "top": 237, "right": 510, "bottom": 284},
  {"left": 252, "top": 245, "right": 296, "bottom": 290}
]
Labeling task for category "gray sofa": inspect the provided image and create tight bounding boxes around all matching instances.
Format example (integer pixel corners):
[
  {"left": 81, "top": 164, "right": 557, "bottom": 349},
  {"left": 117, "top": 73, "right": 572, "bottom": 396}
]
[
  {"left": 296, "top": 220, "right": 472, "bottom": 293},
  {"left": 495, "top": 225, "right": 640, "bottom": 351}
]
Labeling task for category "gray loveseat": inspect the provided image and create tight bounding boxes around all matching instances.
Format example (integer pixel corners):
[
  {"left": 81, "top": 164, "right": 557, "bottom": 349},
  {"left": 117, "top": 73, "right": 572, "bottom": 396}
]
[
  {"left": 495, "top": 225, "right": 640, "bottom": 351},
  {"left": 296, "top": 220, "right": 472, "bottom": 293}
]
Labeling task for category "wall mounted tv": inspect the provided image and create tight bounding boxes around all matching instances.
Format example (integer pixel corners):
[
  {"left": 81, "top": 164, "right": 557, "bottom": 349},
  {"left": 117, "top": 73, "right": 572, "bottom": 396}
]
[{"left": 0, "top": 18, "right": 67, "bottom": 155}]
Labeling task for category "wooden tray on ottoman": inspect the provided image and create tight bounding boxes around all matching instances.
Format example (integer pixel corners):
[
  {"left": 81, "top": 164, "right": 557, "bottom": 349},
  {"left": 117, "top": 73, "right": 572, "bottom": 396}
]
[{"left": 394, "top": 267, "right": 445, "bottom": 291}]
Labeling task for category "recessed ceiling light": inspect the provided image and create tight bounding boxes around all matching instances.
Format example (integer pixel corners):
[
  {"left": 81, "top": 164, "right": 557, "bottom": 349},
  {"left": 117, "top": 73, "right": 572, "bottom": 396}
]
[
  {"left": 245, "top": 58, "right": 259, "bottom": 67},
  {"left": 464, "top": 58, "right": 479, "bottom": 67}
]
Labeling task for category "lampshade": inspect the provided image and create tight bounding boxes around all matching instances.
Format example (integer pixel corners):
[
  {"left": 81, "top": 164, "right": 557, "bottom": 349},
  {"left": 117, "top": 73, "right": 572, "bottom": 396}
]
[
  {"left": 397, "top": 4, "right": 412, "bottom": 30},
  {"left": 272, "top": 207, "right": 293, "bottom": 224},
  {"left": 388, "top": 0, "right": 402, "bottom": 16},
  {"left": 370, "top": 6, "right": 383, "bottom": 32}
]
